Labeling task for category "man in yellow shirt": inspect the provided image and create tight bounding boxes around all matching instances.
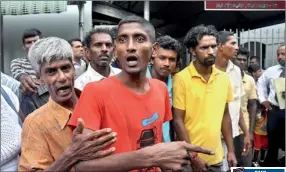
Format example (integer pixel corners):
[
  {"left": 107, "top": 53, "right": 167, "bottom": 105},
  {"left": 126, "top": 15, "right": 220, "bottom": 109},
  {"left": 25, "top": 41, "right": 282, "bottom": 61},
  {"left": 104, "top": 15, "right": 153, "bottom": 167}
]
[
  {"left": 173, "top": 25, "right": 237, "bottom": 172},
  {"left": 232, "top": 47, "right": 257, "bottom": 167}
]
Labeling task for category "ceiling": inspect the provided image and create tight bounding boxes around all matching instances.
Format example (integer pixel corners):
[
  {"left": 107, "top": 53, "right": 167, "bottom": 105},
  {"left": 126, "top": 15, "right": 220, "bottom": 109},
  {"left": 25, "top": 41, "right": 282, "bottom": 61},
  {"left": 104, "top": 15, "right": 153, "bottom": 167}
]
[{"left": 92, "top": 1, "right": 285, "bottom": 38}]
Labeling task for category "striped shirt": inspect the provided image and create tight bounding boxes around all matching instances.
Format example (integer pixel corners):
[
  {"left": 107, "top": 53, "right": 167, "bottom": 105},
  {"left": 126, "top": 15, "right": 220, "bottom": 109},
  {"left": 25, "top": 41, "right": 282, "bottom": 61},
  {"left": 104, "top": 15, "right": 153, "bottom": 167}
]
[{"left": 10, "top": 57, "right": 37, "bottom": 80}]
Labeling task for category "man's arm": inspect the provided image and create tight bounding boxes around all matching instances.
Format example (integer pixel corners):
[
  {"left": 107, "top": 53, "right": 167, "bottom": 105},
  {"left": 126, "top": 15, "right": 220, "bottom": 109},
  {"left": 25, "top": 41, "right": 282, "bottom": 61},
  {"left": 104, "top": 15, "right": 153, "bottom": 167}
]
[
  {"left": 248, "top": 99, "right": 257, "bottom": 136},
  {"left": 172, "top": 108, "right": 190, "bottom": 143},
  {"left": 10, "top": 58, "right": 27, "bottom": 80},
  {"left": 75, "top": 128, "right": 215, "bottom": 172},
  {"left": 238, "top": 109, "right": 251, "bottom": 156},
  {"left": 256, "top": 72, "right": 272, "bottom": 109}
]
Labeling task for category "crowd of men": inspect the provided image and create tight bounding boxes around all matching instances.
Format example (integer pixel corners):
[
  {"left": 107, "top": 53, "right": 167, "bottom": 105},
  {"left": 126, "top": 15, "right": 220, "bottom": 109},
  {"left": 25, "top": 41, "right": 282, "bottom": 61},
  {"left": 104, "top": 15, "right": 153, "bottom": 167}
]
[{"left": 1, "top": 15, "right": 285, "bottom": 172}]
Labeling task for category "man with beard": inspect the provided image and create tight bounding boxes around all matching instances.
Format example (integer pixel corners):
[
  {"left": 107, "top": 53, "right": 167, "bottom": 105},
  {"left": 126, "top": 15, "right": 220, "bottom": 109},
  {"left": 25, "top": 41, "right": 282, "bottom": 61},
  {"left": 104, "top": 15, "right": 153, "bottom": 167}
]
[
  {"left": 257, "top": 44, "right": 285, "bottom": 166},
  {"left": 173, "top": 25, "right": 235, "bottom": 172},
  {"left": 215, "top": 31, "right": 250, "bottom": 170},
  {"left": 69, "top": 16, "right": 215, "bottom": 172},
  {"left": 75, "top": 29, "right": 121, "bottom": 91},
  {"left": 146, "top": 35, "right": 182, "bottom": 142}
]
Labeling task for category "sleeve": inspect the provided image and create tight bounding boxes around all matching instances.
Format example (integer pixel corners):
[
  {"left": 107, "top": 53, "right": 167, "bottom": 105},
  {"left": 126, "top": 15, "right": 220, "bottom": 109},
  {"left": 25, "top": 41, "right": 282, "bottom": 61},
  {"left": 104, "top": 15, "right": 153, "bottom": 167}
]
[
  {"left": 164, "top": 86, "right": 172, "bottom": 123},
  {"left": 1, "top": 95, "right": 21, "bottom": 165},
  {"left": 226, "top": 77, "right": 234, "bottom": 103},
  {"left": 172, "top": 75, "right": 186, "bottom": 110},
  {"left": 18, "top": 118, "right": 53, "bottom": 171},
  {"left": 248, "top": 77, "right": 258, "bottom": 100},
  {"left": 256, "top": 71, "right": 269, "bottom": 103},
  {"left": 68, "top": 83, "right": 102, "bottom": 131},
  {"left": 10, "top": 59, "right": 27, "bottom": 80}
]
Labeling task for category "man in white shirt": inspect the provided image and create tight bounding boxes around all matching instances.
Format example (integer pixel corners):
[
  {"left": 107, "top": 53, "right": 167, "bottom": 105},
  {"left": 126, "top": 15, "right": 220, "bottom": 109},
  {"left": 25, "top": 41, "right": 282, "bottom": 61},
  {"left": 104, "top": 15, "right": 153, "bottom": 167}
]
[
  {"left": 257, "top": 44, "right": 285, "bottom": 166},
  {"left": 75, "top": 29, "right": 121, "bottom": 91},
  {"left": 215, "top": 31, "right": 251, "bottom": 169}
]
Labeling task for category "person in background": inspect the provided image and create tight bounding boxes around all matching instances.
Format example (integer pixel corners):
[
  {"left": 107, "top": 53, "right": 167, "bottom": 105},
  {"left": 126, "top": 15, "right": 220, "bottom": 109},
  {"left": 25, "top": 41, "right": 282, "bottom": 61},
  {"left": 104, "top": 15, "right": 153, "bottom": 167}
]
[
  {"left": 68, "top": 38, "right": 88, "bottom": 79},
  {"left": 146, "top": 35, "right": 182, "bottom": 142},
  {"left": 173, "top": 25, "right": 235, "bottom": 172},
  {"left": 232, "top": 47, "right": 257, "bottom": 167},
  {"left": 215, "top": 31, "right": 251, "bottom": 170},
  {"left": 257, "top": 44, "right": 285, "bottom": 167},
  {"left": 1, "top": 85, "right": 22, "bottom": 171},
  {"left": 75, "top": 28, "right": 121, "bottom": 91},
  {"left": 249, "top": 63, "right": 264, "bottom": 82},
  {"left": 10, "top": 28, "right": 42, "bottom": 94},
  {"left": 10, "top": 28, "right": 49, "bottom": 117}
]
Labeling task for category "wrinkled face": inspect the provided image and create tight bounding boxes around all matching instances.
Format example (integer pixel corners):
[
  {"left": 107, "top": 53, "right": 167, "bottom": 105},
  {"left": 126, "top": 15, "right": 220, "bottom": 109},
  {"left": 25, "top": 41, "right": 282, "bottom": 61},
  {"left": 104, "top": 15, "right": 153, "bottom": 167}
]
[
  {"left": 277, "top": 45, "right": 285, "bottom": 66},
  {"left": 40, "top": 59, "right": 75, "bottom": 105},
  {"left": 23, "top": 36, "right": 40, "bottom": 52},
  {"left": 191, "top": 35, "right": 217, "bottom": 67},
  {"left": 87, "top": 33, "right": 114, "bottom": 68},
  {"left": 151, "top": 47, "right": 177, "bottom": 78},
  {"left": 234, "top": 54, "right": 248, "bottom": 70},
  {"left": 220, "top": 35, "right": 239, "bottom": 59},
  {"left": 71, "top": 41, "right": 84, "bottom": 60},
  {"left": 115, "top": 23, "right": 153, "bottom": 75}
]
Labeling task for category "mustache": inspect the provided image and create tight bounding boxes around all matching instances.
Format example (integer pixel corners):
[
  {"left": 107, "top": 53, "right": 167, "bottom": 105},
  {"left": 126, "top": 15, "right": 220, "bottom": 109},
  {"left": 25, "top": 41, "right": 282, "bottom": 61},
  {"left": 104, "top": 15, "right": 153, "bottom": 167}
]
[
  {"left": 206, "top": 55, "right": 215, "bottom": 59},
  {"left": 99, "top": 54, "right": 110, "bottom": 58}
]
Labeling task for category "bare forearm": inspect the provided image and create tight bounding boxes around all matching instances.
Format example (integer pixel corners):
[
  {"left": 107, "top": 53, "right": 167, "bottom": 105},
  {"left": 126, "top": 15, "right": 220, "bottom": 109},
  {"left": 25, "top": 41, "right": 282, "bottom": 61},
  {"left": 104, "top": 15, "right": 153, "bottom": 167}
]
[
  {"left": 248, "top": 100, "right": 257, "bottom": 133},
  {"left": 173, "top": 119, "right": 191, "bottom": 143},
  {"left": 43, "top": 148, "right": 77, "bottom": 172},
  {"left": 239, "top": 110, "right": 249, "bottom": 137},
  {"left": 221, "top": 112, "right": 234, "bottom": 153},
  {"left": 75, "top": 149, "right": 155, "bottom": 172}
]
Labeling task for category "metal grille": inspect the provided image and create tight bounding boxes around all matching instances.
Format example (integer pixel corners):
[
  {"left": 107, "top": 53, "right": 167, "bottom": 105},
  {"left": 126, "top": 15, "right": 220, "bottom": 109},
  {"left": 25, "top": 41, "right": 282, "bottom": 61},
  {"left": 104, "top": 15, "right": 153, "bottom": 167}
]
[{"left": 226, "top": 24, "right": 285, "bottom": 69}]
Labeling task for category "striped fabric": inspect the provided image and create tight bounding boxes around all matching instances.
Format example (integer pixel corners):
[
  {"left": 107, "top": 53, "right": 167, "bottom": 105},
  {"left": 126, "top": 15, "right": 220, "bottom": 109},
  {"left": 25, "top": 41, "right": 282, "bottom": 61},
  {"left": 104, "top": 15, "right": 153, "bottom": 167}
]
[
  {"left": 10, "top": 57, "right": 37, "bottom": 80},
  {"left": 1, "top": 72, "right": 20, "bottom": 98}
]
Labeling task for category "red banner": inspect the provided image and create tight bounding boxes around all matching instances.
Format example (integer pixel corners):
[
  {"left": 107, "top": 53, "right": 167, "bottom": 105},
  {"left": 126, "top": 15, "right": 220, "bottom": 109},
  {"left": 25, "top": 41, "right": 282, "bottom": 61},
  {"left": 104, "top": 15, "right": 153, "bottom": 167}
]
[{"left": 205, "top": 1, "right": 285, "bottom": 11}]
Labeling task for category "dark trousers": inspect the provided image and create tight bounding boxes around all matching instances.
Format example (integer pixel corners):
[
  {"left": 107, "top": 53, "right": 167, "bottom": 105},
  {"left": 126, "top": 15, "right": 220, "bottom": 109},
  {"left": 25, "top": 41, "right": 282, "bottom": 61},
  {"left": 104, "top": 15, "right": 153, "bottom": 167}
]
[
  {"left": 234, "top": 134, "right": 252, "bottom": 167},
  {"left": 264, "top": 105, "right": 285, "bottom": 166}
]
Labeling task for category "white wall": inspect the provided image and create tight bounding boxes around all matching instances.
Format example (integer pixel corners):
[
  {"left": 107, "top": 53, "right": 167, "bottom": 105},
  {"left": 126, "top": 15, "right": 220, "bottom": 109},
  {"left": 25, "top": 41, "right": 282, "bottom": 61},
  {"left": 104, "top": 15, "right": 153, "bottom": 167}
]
[{"left": 2, "top": 2, "right": 92, "bottom": 75}]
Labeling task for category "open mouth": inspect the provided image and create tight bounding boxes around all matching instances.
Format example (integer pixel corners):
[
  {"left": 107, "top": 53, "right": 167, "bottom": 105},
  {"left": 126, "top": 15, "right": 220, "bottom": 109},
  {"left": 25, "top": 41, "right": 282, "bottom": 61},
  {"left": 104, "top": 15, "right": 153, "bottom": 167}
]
[
  {"left": 126, "top": 55, "right": 138, "bottom": 67},
  {"left": 57, "top": 85, "right": 71, "bottom": 95}
]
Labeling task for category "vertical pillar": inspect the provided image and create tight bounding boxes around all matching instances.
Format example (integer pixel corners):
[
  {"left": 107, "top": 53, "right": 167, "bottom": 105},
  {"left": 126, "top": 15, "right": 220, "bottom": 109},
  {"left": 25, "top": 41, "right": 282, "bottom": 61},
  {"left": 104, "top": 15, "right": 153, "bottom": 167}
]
[{"left": 144, "top": 1, "right": 150, "bottom": 21}]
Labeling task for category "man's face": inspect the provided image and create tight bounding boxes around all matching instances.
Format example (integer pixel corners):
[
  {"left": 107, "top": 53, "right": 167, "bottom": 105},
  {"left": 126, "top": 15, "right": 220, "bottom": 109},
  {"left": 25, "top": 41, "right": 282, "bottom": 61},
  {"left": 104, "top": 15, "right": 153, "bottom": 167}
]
[
  {"left": 191, "top": 35, "right": 217, "bottom": 67},
  {"left": 87, "top": 33, "right": 114, "bottom": 68},
  {"left": 23, "top": 36, "right": 40, "bottom": 52},
  {"left": 277, "top": 45, "right": 285, "bottom": 66},
  {"left": 234, "top": 54, "right": 248, "bottom": 70},
  {"left": 249, "top": 58, "right": 259, "bottom": 68},
  {"left": 71, "top": 41, "right": 84, "bottom": 60},
  {"left": 220, "top": 35, "right": 239, "bottom": 59},
  {"left": 115, "top": 23, "right": 153, "bottom": 75},
  {"left": 40, "top": 59, "right": 75, "bottom": 105},
  {"left": 151, "top": 46, "right": 177, "bottom": 78},
  {"left": 252, "top": 69, "right": 263, "bottom": 80}
]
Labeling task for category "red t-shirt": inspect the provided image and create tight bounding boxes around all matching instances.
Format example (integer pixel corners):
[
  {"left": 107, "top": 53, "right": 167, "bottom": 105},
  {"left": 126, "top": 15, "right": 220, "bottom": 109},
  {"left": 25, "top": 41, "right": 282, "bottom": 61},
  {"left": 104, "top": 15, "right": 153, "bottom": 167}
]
[{"left": 68, "top": 76, "right": 172, "bottom": 171}]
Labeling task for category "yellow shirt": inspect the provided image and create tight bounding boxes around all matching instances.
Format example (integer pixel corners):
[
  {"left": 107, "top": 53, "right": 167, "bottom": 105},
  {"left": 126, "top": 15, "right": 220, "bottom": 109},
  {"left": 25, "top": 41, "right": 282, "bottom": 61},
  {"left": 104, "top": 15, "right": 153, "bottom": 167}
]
[
  {"left": 173, "top": 61, "right": 233, "bottom": 165},
  {"left": 239, "top": 73, "right": 257, "bottom": 134}
]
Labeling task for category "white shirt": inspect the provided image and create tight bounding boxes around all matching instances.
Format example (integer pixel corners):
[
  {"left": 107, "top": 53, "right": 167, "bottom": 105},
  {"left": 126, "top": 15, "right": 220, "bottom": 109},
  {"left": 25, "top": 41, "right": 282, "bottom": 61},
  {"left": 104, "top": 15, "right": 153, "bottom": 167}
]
[
  {"left": 73, "top": 59, "right": 87, "bottom": 79},
  {"left": 257, "top": 64, "right": 284, "bottom": 106},
  {"left": 225, "top": 60, "right": 245, "bottom": 138},
  {"left": 1, "top": 86, "right": 22, "bottom": 171},
  {"left": 1, "top": 72, "right": 20, "bottom": 98},
  {"left": 75, "top": 64, "right": 121, "bottom": 91}
]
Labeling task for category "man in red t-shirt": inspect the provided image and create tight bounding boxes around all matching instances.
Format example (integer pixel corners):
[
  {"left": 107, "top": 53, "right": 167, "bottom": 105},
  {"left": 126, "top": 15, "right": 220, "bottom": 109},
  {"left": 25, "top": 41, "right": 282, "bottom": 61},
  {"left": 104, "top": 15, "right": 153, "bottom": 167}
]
[{"left": 69, "top": 16, "right": 173, "bottom": 171}]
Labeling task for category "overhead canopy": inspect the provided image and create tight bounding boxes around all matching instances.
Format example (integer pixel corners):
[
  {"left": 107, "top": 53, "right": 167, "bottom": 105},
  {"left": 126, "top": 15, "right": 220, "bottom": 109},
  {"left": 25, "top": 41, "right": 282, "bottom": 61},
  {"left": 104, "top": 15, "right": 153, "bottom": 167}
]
[
  {"left": 1, "top": 1, "right": 67, "bottom": 15},
  {"left": 92, "top": 1, "right": 285, "bottom": 38}
]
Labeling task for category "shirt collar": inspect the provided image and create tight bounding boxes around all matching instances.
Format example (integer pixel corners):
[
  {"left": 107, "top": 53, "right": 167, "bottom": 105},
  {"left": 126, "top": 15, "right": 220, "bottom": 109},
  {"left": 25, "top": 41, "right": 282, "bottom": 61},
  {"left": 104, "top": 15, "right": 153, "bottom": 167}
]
[
  {"left": 226, "top": 60, "right": 235, "bottom": 73},
  {"left": 48, "top": 89, "right": 81, "bottom": 129},
  {"left": 86, "top": 64, "right": 116, "bottom": 80},
  {"left": 147, "top": 65, "right": 172, "bottom": 85},
  {"left": 188, "top": 61, "right": 220, "bottom": 82}
]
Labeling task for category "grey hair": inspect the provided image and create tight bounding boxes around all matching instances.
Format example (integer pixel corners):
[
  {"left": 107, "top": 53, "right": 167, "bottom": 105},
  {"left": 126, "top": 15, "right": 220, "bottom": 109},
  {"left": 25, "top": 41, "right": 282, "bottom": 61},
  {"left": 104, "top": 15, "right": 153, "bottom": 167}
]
[{"left": 28, "top": 37, "right": 73, "bottom": 74}]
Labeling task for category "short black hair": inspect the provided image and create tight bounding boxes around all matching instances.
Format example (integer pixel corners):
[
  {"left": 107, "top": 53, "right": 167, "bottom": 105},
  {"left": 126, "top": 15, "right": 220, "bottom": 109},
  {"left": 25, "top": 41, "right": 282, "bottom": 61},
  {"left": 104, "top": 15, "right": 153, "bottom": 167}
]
[
  {"left": 67, "top": 38, "right": 82, "bottom": 47},
  {"left": 22, "top": 28, "right": 42, "bottom": 44},
  {"left": 84, "top": 28, "right": 113, "bottom": 48},
  {"left": 249, "top": 55, "right": 260, "bottom": 63},
  {"left": 118, "top": 15, "right": 155, "bottom": 43},
  {"left": 238, "top": 47, "right": 250, "bottom": 58},
  {"left": 217, "top": 31, "right": 234, "bottom": 44},
  {"left": 183, "top": 24, "right": 218, "bottom": 50},
  {"left": 250, "top": 63, "right": 261, "bottom": 73},
  {"left": 156, "top": 35, "right": 182, "bottom": 62}
]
